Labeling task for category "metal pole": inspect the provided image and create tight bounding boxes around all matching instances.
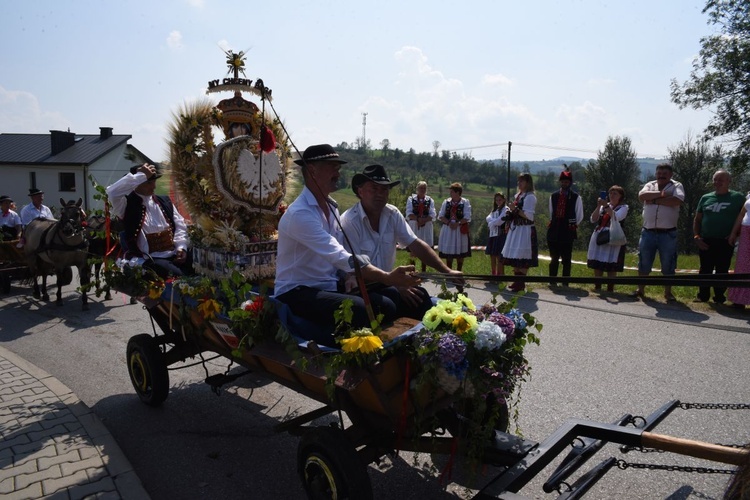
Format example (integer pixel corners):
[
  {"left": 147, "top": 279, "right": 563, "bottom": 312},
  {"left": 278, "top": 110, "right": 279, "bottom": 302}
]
[{"left": 506, "top": 141, "right": 512, "bottom": 200}]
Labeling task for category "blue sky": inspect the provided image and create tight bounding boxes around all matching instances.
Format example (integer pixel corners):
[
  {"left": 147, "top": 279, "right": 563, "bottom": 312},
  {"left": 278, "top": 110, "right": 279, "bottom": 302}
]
[{"left": 0, "top": 0, "right": 716, "bottom": 163}]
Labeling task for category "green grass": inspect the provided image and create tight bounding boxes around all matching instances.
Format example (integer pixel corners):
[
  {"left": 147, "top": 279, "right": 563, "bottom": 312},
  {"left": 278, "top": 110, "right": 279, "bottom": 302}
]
[{"left": 395, "top": 249, "right": 713, "bottom": 305}]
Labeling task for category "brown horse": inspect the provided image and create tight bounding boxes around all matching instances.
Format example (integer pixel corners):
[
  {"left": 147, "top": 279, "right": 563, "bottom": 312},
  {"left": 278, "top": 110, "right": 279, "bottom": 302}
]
[{"left": 23, "top": 198, "right": 91, "bottom": 310}]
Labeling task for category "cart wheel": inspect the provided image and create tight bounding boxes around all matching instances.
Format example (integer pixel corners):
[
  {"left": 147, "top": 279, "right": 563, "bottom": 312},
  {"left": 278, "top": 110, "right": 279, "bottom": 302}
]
[
  {"left": 126, "top": 334, "right": 169, "bottom": 406},
  {"left": 297, "top": 426, "right": 373, "bottom": 500}
]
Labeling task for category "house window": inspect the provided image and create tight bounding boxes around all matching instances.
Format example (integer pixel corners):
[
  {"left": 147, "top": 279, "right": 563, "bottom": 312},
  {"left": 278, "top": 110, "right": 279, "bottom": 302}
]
[{"left": 59, "top": 172, "right": 76, "bottom": 192}]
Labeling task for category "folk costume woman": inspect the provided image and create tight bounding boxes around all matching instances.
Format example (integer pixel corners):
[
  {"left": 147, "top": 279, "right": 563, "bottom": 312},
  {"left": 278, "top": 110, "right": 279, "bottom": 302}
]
[
  {"left": 485, "top": 192, "right": 508, "bottom": 276},
  {"left": 587, "top": 185, "right": 628, "bottom": 292},
  {"left": 437, "top": 182, "right": 472, "bottom": 271},
  {"left": 728, "top": 195, "right": 750, "bottom": 308},
  {"left": 501, "top": 173, "right": 538, "bottom": 292},
  {"left": 405, "top": 181, "right": 436, "bottom": 272}
]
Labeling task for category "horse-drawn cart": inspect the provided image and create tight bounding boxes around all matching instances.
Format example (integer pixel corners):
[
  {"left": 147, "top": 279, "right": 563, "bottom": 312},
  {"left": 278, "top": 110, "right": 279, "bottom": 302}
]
[
  {"left": 120, "top": 282, "right": 748, "bottom": 499},
  {"left": 0, "top": 240, "right": 31, "bottom": 294}
]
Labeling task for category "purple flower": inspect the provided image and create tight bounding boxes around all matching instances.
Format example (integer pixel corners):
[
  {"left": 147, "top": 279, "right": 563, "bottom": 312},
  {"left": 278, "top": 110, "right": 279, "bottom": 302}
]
[
  {"left": 437, "top": 333, "right": 467, "bottom": 365},
  {"left": 488, "top": 312, "right": 515, "bottom": 336}
]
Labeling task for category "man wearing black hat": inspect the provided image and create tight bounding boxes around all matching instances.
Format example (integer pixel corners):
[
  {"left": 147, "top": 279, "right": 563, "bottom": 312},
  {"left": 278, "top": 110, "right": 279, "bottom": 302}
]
[
  {"left": 1, "top": 195, "right": 22, "bottom": 241},
  {"left": 106, "top": 163, "right": 191, "bottom": 278},
  {"left": 20, "top": 188, "right": 54, "bottom": 227},
  {"left": 546, "top": 166, "right": 583, "bottom": 286},
  {"left": 340, "top": 165, "right": 462, "bottom": 319},
  {"left": 275, "top": 146, "right": 421, "bottom": 346}
]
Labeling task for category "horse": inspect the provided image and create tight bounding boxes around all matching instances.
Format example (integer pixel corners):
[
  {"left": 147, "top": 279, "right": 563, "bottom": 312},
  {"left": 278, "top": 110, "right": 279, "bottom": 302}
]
[
  {"left": 85, "top": 214, "right": 122, "bottom": 301},
  {"left": 23, "top": 198, "right": 91, "bottom": 310}
]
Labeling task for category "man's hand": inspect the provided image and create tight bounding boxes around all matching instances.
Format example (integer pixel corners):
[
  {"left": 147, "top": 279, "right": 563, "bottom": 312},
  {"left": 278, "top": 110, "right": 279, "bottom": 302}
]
[
  {"left": 446, "top": 269, "right": 465, "bottom": 289},
  {"left": 397, "top": 286, "right": 424, "bottom": 308},
  {"left": 137, "top": 163, "right": 157, "bottom": 178},
  {"left": 694, "top": 238, "right": 709, "bottom": 252},
  {"left": 388, "top": 265, "right": 421, "bottom": 288}
]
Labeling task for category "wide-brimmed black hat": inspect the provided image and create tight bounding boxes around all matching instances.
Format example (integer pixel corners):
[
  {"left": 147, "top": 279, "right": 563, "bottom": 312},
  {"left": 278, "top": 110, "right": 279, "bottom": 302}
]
[
  {"left": 293, "top": 144, "right": 347, "bottom": 166},
  {"left": 129, "top": 164, "right": 162, "bottom": 180},
  {"left": 28, "top": 188, "right": 44, "bottom": 196},
  {"left": 351, "top": 164, "right": 400, "bottom": 195},
  {"left": 0, "top": 195, "right": 12, "bottom": 203}
]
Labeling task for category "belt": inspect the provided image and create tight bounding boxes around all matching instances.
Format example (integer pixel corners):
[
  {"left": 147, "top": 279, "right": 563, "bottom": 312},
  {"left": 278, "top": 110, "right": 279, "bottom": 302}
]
[{"left": 642, "top": 227, "right": 676, "bottom": 233}]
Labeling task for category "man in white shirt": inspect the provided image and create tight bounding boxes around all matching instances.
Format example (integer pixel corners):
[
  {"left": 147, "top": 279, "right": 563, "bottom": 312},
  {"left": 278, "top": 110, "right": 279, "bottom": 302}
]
[
  {"left": 106, "top": 164, "right": 191, "bottom": 278},
  {"left": 341, "top": 164, "right": 461, "bottom": 319},
  {"left": 634, "top": 163, "right": 685, "bottom": 301},
  {"left": 20, "top": 188, "right": 54, "bottom": 226},
  {"left": 274, "top": 145, "right": 420, "bottom": 346},
  {"left": 1, "top": 195, "right": 23, "bottom": 241}
]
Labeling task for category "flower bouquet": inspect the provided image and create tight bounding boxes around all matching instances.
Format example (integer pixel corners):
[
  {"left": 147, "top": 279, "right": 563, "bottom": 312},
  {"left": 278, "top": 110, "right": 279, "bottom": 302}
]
[{"left": 414, "top": 293, "right": 541, "bottom": 438}]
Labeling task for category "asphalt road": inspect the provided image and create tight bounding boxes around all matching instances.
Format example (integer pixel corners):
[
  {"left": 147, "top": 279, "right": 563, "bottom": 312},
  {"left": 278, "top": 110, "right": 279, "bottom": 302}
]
[{"left": 1, "top": 276, "right": 749, "bottom": 500}]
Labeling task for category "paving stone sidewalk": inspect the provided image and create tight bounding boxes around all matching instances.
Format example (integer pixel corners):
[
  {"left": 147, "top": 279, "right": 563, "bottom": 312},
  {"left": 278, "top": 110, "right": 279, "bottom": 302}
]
[{"left": 0, "top": 346, "right": 149, "bottom": 500}]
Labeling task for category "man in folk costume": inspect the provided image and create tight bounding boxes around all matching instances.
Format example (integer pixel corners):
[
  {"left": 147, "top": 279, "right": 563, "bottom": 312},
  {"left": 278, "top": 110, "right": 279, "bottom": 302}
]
[
  {"left": 546, "top": 166, "right": 583, "bottom": 286},
  {"left": 106, "top": 163, "right": 192, "bottom": 279}
]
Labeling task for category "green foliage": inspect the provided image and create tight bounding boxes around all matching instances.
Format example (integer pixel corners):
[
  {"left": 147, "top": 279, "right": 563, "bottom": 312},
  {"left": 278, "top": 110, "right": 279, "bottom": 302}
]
[{"left": 670, "top": 0, "right": 750, "bottom": 167}]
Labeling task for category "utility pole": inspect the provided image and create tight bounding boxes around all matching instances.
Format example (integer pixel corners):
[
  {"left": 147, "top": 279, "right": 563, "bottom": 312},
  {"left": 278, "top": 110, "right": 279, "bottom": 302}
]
[
  {"left": 506, "top": 141, "right": 512, "bottom": 200},
  {"left": 362, "top": 112, "right": 368, "bottom": 156}
]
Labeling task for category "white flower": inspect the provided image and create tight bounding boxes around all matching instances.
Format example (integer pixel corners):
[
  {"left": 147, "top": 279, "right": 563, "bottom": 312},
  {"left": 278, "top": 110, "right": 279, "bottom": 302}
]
[{"left": 474, "top": 321, "right": 507, "bottom": 351}]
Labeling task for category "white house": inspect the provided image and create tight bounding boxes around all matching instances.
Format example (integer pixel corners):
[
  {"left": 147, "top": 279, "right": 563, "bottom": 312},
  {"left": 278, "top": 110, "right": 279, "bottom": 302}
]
[{"left": 0, "top": 128, "right": 155, "bottom": 215}]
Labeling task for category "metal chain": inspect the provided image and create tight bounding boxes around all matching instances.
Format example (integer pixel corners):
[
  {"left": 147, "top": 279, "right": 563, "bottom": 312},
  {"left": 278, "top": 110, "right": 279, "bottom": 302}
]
[
  {"left": 616, "top": 459, "right": 736, "bottom": 475},
  {"left": 679, "top": 402, "right": 750, "bottom": 410}
]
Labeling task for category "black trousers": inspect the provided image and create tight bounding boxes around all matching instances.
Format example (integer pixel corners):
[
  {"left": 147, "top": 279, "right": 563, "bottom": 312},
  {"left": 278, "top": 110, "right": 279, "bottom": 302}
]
[
  {"left": 275, "top": 285, "right": 432, "bottom": 347},
  {"left": 143, "top": 252, "right": 194, "bottom": 279},
  {"left": 548, "top": 239, "right": 574, "bottom": 283},
  {"left": 697, "top": 237, "right": 734, "bottom": 302}
]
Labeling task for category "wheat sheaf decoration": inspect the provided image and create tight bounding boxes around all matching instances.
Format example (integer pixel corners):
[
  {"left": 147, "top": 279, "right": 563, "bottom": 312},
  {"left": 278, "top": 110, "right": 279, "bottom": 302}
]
[{"left": 167, "top": 98, "right": 292, "bottom": 245}]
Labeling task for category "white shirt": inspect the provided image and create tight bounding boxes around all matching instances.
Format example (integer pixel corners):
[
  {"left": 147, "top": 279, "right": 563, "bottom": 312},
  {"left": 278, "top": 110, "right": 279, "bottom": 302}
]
[
  {"left": 548, "top": 191, "right": 584, "bottom": 225},
  {"left": 639, "top": 179, "right": 685, "bottom": 229},
  {"left": 274, "top": 187, "right": 370, "bottom": 297},
  {"left": 106, "top": 172, "right": 188, "bottom": 257},
  {"left": 1, "top": 209, "right": 22, "bottom": 229},
  {"left": 486, "top": 206, "right": 508, "bottom": 238},
  {"left": 341, "top": 202, "right": 417, "bottom": 271},
  {"left": 20, "top": 203, "right": 54, "bottom": 226}
]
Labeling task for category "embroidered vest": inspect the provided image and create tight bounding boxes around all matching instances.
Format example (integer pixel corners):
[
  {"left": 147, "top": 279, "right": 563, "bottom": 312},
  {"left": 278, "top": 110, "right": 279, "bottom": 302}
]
[{"left": 123, "top": 193, "right": 176, "bottom": 257}]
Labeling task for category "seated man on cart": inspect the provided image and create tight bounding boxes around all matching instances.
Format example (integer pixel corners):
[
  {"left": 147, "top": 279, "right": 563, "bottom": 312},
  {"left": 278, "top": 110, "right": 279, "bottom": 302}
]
[
  {"left": 106, "top": 164, "right": 192, "bottom": 279},
  {"left": 340, "top": 164, "right": 462, "bottom": 321},
  {"left": 1, "top": 195, "right": 22, "bottom": 242},
  {"left": 274, "top": 145, "right": 422, "bottom": 347}
]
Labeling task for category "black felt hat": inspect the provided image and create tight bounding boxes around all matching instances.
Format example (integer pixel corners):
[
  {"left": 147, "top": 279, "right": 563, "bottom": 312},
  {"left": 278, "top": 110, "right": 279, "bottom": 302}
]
[
  {"left": 351, "top": 164, "right": 400, "bottom": 195},
  {"left": 129, "top": 164, "right": 162, "bottom": 180},
  {"left": 28, "top": 188, "right": 44, "bottom": 196},
  {"left": 0, "top": 195, "right": 12, "bottom": 203},
  {"left": 293, "top": 144, "right": 347, "bottom": 166}
]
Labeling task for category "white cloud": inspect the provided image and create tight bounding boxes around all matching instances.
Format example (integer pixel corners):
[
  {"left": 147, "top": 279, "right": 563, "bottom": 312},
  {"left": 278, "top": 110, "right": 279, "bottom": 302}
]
[
  {"left": 185, "top": 0, "right": 204, "bottom": 7},
  {"left": 0, "top": 86, "right": 69, "bottom": 133},
  {"left": 167, "top": 30, "right": 183, "bottom": 50},
  {"left": 482, "top": 74, "right": 513, "bottom": 86}
]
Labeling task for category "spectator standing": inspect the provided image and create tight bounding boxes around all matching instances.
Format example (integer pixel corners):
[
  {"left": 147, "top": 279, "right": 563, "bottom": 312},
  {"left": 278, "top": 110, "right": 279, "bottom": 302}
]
[
  {"left": 20, "top": 188, "right": 53, "bottom": 226},
  {"left": 692, "top": 169, "right": 745, "bottom": 304},
  {"left": 728, "top": 193, "right": 750, "bottom": 308},
  {"left": 405, "top": 181, "right": 436, "bottom": 272},
  {"left": 0, "top": 195, "right": 23, "bottom": 241},
  {"left": 546, "top": 166, "right": 584, "bottom": 286},
  {"left": 437, "top": 183, "right": 472, "bottom": 271},
  {"left": 587, "top": 186, "right": 629, "bottom": 292},
  {"left": 633, "top": 163, "right": 685, "bottom": 301},
  {"left": 485, "top": 192, "right": 508, "bottom": 276},
  {"left": 502, "top": 173, "right": 538, "bottom": 292},
  {"left": 106, "top": 164, "right": 192, "bottom": 279}
]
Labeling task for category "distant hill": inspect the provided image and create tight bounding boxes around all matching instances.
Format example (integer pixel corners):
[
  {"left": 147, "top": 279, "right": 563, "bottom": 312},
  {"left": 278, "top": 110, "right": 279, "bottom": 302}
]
[{"left": 485, "top": 157, "right": 665, "bottom": 180}]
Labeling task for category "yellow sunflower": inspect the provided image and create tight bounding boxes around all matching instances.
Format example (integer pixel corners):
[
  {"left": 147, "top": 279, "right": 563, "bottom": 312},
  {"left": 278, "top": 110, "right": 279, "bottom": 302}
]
[
  {"left": 340, "top": 333, "right": 383, "bottom": 354},
  {"left": 422, "top": 306, "right": 443, "bottom": 330},
  {"left": 452, "top": 312, "right": 478, "bottom": 336},
  {"left": 197, "top": 299, "right": 222, "bottom": 320}
]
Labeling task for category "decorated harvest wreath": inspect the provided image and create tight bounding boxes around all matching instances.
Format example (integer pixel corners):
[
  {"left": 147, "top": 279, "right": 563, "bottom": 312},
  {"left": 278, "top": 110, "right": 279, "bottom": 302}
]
[{"left": 167, "top": 50, "right": 291, "bottom": 280}]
